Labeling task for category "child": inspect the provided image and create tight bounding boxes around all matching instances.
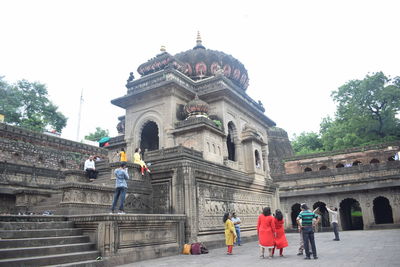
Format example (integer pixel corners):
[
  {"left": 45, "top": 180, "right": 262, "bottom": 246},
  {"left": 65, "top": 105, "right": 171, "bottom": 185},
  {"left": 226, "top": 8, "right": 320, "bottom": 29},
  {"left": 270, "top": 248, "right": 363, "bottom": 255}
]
[{"left": 118, "top": 148, "right": 127, "bottom": 162}]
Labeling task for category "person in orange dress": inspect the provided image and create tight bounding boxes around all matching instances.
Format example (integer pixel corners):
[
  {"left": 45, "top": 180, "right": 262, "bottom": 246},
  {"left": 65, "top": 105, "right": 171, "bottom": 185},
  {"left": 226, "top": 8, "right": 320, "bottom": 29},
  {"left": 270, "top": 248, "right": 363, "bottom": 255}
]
[
  {"left": 257, "top": 207, "right": 276, "bottom": 259},
  {"left": 272, "top": 209, "right": 289, "bottom": 257}
]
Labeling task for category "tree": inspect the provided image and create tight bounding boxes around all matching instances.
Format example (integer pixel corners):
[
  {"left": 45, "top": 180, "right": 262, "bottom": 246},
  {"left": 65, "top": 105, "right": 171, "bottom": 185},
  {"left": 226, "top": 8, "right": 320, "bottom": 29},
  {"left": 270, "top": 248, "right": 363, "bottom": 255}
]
[
  {"left": 84, "top": 127, "right": 109, "bottom": 142},
  {"left": 322, "top": 72, "right": 400, "bottom": 150},
  {"left": 0, "top": 77, "right": 67, "bottom": 132},
  {"left": 291, "top": 72, "right": 400, "bottom": 154},
  {"left": 291, "top": 132, "right": 324, "bottom": 155}
]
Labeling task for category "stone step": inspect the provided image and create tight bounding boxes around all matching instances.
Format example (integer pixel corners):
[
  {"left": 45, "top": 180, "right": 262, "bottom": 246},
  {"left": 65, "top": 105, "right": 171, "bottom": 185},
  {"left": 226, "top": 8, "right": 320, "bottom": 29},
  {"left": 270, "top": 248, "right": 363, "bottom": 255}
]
[
  {"left": 0, "top": 221, "right": 74, "bottom": 230},
  {"left": 0, "top": 215, "right": 68, "bottom": 222},
  {"left": 0, "top": 235, "right": 89, "bottom": 249},
  {"left": 0, "top": 250, "right": 100, "bottom": 267},
  {"left": 0, "top": 228, "right": 82, "bottom": 239},
  {"left": 0, "top": 242, "right": 95, "bottom": 259},
  {"left": 44, "top": 259, "right": 105, "bottom": 267}
]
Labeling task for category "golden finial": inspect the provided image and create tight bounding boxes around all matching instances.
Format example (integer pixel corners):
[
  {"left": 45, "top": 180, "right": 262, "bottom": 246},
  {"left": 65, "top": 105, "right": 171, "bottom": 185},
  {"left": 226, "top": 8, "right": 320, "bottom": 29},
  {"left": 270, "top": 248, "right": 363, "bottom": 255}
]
[
  {"left": 160, "top": 45, "right": 166, "bottom": 52},
  {"left": 196, "top": 31, "right": 202, "bottom": 46}
]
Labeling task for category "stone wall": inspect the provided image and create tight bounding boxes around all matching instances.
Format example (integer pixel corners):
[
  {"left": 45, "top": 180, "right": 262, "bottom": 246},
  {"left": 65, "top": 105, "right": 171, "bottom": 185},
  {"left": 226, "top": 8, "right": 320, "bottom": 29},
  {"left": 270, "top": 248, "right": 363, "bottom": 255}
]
[
  {"left": 266, "top": 127, "right": 293, "bottom": 176},
  {"left": 145, "top": 146, "right": 279, "bottom": 246},
  {"left": 283, "top": 142, "right": 400, "bottom": 174},
  {"left": 0, "top": 123, "right": 107, "bottom": 170},
  {"left": 275, "top": 146, "right": 400, "bottom": 231}
]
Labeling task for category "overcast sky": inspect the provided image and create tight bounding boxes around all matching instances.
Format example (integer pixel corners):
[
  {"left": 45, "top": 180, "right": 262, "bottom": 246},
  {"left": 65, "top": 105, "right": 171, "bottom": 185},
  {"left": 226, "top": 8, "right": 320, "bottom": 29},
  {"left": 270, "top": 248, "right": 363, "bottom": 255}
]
[{"left": 1, "top": 0, "right": 399, "bottom": 142}]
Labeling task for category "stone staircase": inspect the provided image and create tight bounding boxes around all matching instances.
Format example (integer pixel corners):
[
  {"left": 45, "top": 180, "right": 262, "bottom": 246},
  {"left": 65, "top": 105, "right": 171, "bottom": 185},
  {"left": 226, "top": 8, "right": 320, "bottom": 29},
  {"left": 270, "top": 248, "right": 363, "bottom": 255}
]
[{"left": 0, "top": 217, "right": 103, "bottom": 267}]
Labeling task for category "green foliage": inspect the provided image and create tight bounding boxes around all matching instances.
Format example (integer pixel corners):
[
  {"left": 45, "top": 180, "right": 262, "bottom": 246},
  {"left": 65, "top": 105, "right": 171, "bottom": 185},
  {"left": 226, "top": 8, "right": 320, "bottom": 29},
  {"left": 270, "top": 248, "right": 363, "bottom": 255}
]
[
  {"left": 291, "top": 72, "right": 400, "bottom": 155},
  {"left": 0, "top": 77, "right": 67, "bottom": 132},
  {"left": 291, "top": 132, "right": 324, "bottom": 155},
  {"left": 213, "top": 120, "right": 222, "bottom": 128},
  {"left": 322, "top": 72, "right": 400, "bottom": 150},
  {"left": 84, "top": 127, "right": 109, "bottom": 141}
]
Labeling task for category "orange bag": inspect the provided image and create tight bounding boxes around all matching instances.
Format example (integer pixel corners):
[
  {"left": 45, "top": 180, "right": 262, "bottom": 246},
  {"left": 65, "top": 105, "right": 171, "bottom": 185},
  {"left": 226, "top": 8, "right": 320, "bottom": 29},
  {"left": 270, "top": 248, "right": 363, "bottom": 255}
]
[{"left": 182, "top": 244, "right": 191, "bottom": 255}]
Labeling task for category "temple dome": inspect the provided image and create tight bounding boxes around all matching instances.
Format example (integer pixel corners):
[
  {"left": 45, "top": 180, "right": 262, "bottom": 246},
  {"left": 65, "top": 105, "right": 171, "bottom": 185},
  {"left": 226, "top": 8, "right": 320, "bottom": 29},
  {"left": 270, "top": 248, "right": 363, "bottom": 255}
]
[
  {"left": 174, "top": 33, "right": 249, "bottom": 90},
  {"left": 184, "top": 94, "right": 209, "bottom": 117}
]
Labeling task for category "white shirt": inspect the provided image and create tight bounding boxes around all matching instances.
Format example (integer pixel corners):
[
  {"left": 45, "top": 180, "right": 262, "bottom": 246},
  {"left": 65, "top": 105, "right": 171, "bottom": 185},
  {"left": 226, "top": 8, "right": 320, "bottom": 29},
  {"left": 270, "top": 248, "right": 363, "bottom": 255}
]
[
  {"left": 231, "top": 217, "right": 241, "bottom": 227},
  {"left": 84, "top": 159, "right": 95, "bottom": 170},
  {"left": 327, "top": 207, "right": 338, "bottom": 223}
]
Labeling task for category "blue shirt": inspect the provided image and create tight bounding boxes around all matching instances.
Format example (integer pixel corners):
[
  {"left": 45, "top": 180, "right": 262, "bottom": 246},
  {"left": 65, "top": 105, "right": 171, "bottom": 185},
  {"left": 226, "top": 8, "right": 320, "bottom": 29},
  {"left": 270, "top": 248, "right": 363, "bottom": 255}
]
[{"left": 114, "top": 168, "right": 129, "bottom": 188}]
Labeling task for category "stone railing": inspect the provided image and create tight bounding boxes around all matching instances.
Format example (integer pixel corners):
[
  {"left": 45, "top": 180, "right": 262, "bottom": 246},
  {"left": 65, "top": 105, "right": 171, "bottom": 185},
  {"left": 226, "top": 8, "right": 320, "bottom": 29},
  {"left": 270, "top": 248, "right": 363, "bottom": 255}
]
[
  {"left": 174, "top": 116, "right": 224, "bottom": 132},
  {"left": 145, "top": 146, "right": 203, "bottom": 162},
  {"left": 274, "top": 160, "right": 400, "bottom": 181},
  {"left": 108, "top": 135, "right": 125, "bottom": 145},
  {"left": 285, "top": 141, "right": 400, "bottom": 162}
]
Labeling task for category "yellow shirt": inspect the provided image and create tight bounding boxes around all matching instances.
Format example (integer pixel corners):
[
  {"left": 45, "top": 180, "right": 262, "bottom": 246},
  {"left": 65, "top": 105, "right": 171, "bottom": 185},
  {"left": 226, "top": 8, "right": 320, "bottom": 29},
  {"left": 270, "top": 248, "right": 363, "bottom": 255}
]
[{"left": 120, "top": 151, "right": 127, "bottom": 162}]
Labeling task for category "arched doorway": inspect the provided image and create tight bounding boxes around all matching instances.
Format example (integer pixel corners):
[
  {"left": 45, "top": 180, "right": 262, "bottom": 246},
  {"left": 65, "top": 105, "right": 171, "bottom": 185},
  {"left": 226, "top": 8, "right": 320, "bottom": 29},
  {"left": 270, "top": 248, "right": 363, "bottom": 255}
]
[
  {"left": 373, "top": 196, "right": 394, "bottom": 224},
  {"left": 291, "top": 203, "right": 301, "bottom": 229},
  {"left": 140, "top": 121, "right": 159, "bottom": 152},
  {"left": 313, "top": 201, "right": 330, "bottom": 228},
  {"left": 226, "top": 122, "right": 236, "bottom": 161},
  {"left": 339, "top": 198, "right": 364, "bottom": 230},
  {"left": 254, "top": 150, "right": 261, "bottom": 168}
]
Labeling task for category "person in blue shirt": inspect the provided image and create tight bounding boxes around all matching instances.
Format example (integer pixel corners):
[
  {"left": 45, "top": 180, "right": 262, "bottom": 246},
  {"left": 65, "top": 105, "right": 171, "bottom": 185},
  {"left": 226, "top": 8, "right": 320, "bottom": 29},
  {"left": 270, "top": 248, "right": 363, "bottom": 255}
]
[{"left": 110, "top": 162, "right": 129, "bottom": 214}]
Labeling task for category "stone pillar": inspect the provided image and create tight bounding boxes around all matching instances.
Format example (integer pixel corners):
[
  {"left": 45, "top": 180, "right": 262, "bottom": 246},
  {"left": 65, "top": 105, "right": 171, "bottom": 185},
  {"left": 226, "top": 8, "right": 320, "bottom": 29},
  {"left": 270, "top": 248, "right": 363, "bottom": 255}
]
[{"left": 359, "top": 193, "right": 374, "bottom": 229}]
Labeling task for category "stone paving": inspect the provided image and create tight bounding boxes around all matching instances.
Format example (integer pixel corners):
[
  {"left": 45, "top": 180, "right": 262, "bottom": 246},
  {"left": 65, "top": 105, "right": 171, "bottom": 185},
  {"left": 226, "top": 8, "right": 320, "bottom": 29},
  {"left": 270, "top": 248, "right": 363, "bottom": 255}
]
[{"left": 118, "top": 229, "right": 400, "bottom": 267}]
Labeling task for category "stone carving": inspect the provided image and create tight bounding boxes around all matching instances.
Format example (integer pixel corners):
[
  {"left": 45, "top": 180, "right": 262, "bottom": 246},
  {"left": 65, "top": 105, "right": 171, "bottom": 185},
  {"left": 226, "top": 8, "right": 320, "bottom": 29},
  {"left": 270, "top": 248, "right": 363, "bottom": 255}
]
[
  {"left": 152, "top": 182, "right": 171, "bottom": 214},
  {"left": 197, "top": 182, "right": 271, "bottom": 232},
  {"left": 125, "top": 193, "right": 150, "bottom": 211}
]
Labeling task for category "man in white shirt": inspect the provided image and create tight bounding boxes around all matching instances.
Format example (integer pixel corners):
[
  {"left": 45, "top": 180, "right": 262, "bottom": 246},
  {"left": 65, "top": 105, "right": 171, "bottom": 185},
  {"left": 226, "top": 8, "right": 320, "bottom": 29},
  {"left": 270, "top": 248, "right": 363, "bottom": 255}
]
[
  {"left": 231, "top": 212, "right": 242, "bottom": 246},
  {"left": 327, "top": 206, "right": 340, "bottom": 241},
  {"left": 84, "top": 155, "right": 98, "bottom": 181}
]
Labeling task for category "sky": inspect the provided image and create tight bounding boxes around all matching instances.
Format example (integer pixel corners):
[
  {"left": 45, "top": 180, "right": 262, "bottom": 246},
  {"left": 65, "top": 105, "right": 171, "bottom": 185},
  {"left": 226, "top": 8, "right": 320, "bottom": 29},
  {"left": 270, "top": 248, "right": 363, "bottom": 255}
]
[{"left": 0, "top": 0, "right": 399, "bottom": 142}]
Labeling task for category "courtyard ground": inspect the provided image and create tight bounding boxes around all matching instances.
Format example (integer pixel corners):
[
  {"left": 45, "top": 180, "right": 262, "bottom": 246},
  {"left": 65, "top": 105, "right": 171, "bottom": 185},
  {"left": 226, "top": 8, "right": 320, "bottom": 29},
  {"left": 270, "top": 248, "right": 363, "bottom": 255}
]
[{"left": 118, "top": 229, "right": 400, "bottom": 267}]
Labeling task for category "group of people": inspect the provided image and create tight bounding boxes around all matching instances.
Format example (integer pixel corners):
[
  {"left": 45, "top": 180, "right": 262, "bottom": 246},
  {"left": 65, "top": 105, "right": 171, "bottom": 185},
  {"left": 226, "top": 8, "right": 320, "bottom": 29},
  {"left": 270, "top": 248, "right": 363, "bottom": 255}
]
[
  {"left": 110, "top": 147, "right": 151, "bottom": 214},
  {"left": 223, "top": 207, "right": 288, "bottom": 257},
  {"left": 223, "top": 203, "right": 340, "bottom": 260},
  {"left": 117, "top": 148, "right": 151, "bottom": 176}
]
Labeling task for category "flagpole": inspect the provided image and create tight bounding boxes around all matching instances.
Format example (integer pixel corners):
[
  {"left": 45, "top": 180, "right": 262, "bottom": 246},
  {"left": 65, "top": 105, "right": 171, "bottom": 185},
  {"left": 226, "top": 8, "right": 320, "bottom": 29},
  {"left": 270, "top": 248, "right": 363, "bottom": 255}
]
[{"left": 76, "top": 89, "right": 83, "bottom": 141}]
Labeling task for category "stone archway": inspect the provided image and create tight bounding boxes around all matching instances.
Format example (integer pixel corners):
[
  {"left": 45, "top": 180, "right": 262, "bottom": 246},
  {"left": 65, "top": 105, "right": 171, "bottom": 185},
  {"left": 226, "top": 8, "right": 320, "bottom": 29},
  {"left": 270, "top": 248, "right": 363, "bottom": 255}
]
[
  {"left": 140, "top": 121, "right": 159, "bottom": 152},
  {"left": 339, "top": 198, "right": 364, "bottom": 230},
  {"left": 313, "top": 201, "right": 330, "bottom": 228},
  {"left": 291, "top": 203, "right": 301, "bottom": 229},
  {"left": 373, "top": 196, "right": 394, "bottom": 224}
]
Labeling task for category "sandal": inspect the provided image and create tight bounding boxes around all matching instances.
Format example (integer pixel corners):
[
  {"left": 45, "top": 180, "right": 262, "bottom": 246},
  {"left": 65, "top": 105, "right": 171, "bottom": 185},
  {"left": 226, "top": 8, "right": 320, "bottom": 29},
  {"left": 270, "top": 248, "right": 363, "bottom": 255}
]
[{"left": 259, "top": 255, "right": 264, "bottom": 259}]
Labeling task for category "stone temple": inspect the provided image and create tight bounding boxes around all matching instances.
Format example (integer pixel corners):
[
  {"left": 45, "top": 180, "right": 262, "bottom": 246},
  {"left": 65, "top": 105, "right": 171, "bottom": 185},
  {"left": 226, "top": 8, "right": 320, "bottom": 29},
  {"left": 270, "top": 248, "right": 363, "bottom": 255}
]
[{"left": 0, "top": 34, "right": 399, "bottom": 266}]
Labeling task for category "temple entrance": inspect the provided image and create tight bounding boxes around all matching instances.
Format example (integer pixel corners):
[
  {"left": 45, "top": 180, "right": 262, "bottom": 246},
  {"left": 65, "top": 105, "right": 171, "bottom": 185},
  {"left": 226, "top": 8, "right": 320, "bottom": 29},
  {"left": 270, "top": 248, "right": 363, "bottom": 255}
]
[
  {"left": 313, "top": 201, "right": 330, "bottom": 227},
  {"left": 226, "top": 122, "right": 236, "bottom": 161},
  {"left": 291, "top": 203, "right": 301, "bottom": 228},
  {"left": 339, "top": 198, "right": 364, "bottom": 230},
  {"left": 140, "top": 121, "right": 159, "bottom": 152},
  {"left": 373, "top": 196, "right": 393, "bottom": 224}
]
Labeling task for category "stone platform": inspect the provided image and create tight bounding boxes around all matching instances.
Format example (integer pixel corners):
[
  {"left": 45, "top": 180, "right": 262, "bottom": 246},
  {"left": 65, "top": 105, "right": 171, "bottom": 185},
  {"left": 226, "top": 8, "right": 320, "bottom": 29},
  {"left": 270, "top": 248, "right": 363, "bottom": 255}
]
[{"left": 119, "top": 229, "right": 400, "bottom": 267}]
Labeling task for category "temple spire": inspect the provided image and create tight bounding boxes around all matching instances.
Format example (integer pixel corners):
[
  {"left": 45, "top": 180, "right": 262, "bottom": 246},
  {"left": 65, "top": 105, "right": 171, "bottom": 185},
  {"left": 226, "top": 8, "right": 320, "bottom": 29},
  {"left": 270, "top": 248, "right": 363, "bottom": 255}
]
[{"left": 194, "top": 31, "right": 205, "bottom": 49}]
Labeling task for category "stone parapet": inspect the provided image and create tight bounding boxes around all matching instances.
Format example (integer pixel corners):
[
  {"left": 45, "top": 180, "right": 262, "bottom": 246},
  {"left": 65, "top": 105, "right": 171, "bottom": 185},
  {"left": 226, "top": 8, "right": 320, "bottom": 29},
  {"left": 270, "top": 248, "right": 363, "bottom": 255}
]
[
  {"left": 274, "top": 161, "right": 400, "bottom": 182},
  {"left": 68, "top": 214, "right": 185, "bottom": 264},
  {"left": 145, "top": 145, "right": 203, "bottom": 161}
]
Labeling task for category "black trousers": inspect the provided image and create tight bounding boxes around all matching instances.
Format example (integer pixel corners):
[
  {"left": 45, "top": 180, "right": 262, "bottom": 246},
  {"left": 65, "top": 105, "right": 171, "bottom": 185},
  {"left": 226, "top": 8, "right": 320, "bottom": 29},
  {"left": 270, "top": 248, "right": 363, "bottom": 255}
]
[
  {"left": 302, "top": 226, "right": 317, "bottom": 257},
  {"left": 86, "top": 169, "right": 98, "bottom": 179}
]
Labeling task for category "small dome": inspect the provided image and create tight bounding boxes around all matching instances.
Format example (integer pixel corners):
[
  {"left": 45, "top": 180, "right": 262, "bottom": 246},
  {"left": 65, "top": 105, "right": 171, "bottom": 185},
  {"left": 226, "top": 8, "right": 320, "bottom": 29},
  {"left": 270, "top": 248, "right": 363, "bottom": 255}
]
[{"left": 184, "top": 94, "right": 209, "bottom": 117}]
